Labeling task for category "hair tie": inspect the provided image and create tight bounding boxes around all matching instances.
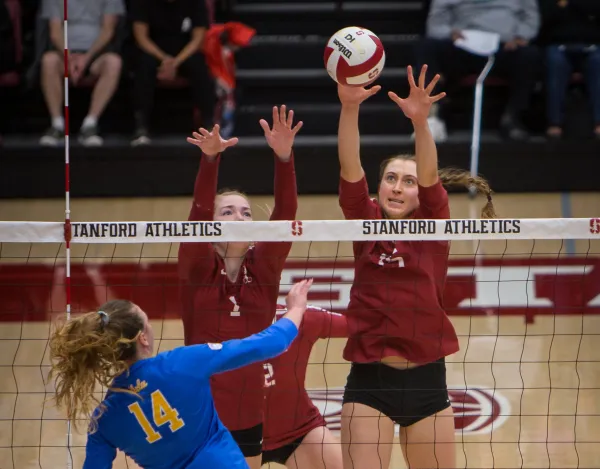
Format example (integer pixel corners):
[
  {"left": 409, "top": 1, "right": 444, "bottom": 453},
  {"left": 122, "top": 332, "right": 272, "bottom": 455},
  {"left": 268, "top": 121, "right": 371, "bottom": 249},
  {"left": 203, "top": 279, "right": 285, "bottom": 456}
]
[
  {"left": 487, "top": 194, "right": 492, "bottom": 202},
  {"left": 98, "top": 310, "right": 109, "bottom": 328}
]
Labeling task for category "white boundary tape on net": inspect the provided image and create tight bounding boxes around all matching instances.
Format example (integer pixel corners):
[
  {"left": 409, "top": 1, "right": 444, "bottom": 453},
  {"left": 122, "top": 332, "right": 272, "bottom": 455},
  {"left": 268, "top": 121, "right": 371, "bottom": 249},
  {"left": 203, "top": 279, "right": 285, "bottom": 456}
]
[{"left": 0, "top": 218, "right": 599, "bottom": 243}]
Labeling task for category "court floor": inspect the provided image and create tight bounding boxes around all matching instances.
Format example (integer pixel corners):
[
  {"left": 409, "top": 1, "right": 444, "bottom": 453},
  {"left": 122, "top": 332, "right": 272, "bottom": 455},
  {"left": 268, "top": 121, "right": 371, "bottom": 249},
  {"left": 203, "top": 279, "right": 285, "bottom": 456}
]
[
  {"left": 1, "top": 193, "right": 599, "bottom": 468},
  {"left": 1, "top": 314, "right": 599, "bottom": 469}
]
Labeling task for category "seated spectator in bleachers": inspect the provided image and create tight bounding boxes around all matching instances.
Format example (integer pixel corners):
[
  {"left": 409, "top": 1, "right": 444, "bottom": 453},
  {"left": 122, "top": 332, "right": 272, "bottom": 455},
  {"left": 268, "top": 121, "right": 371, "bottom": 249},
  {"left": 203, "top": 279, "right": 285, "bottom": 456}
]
[
  {"left": 538, "top": 0, "right": 600, "bottom": 139},
  {"left": 130, "top": 0, "right": 216, "bottom": 146},
  {"left": 417, "top": 0, "right": 541, "bottom": 141},
  {"left": 40, "top": 0, "right": 124, "bottom": 146}
]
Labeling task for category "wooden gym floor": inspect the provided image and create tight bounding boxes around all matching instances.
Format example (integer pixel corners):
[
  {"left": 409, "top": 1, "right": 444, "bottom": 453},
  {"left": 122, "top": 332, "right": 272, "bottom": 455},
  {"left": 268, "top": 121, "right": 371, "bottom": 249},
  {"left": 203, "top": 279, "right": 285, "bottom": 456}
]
[{"left": 1, "top": 193, "right": 599, "bottom": 469}]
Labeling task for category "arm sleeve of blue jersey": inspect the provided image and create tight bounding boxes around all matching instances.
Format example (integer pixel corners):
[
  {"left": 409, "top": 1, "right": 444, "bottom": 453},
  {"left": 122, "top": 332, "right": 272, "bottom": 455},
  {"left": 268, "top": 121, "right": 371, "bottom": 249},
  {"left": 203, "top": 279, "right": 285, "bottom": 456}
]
[
  {"left": 207, "top": 318, "right": 298, "bottom": 375},
  {"left": 183, "top": 318, "right": 299, "bottom": 377},
  {"left": 82, "top": 430, "right": 117, "bottom": 469}
]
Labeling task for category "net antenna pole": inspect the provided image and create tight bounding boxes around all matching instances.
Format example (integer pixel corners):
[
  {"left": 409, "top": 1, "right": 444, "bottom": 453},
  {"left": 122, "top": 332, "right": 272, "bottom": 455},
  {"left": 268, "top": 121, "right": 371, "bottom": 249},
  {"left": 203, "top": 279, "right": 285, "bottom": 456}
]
[
  {"left": 468, "top": 53, "right": 495, "bottom": 266},
  {"left": 62, "top": 0, "right": 73, "bottom": 466},
  {"left": 469, "top": 53, "right": 495, "bottom": 201}
]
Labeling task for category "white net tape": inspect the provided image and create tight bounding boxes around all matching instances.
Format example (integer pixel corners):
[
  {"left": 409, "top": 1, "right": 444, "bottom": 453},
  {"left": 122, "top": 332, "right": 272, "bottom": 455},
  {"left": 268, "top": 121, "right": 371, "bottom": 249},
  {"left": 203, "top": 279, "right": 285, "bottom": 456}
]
[
  {"left": 1, "top": 218, "right": 600, "bottom": 469},
  {"left": 1, "top": 218, "right": 599, "bottom": 243}
]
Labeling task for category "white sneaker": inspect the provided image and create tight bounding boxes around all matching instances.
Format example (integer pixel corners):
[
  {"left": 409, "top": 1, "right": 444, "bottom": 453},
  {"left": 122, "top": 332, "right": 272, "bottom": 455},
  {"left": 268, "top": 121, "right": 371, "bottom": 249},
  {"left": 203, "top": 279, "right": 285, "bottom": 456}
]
[{"left": 411, "top": 116, "right": 448, "bottom": 143}]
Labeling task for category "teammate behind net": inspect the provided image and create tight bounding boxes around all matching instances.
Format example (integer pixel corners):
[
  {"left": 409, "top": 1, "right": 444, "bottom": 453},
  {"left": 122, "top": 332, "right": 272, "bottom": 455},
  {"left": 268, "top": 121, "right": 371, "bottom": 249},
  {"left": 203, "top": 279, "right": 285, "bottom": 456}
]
[
  {"left": 262, "top": 305, "right": 348, "bottom": 469},
  {"left": 336, "top": 64, "right": 496, "bottom": 469},
  {"left": 48, "top": 280, "right": 313, "bottom": 469},
  {"left": 179, "top": 106, "right": 302, "bottom": 469}
]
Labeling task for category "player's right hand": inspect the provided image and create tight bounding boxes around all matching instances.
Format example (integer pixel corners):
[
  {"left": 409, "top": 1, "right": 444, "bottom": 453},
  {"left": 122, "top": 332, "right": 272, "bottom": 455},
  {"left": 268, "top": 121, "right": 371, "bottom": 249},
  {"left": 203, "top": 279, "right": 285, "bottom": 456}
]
[
  {"left": 187, "top": 124, "right": 239, "bottom": 158},
  {"left": 284, "top": 279, "right": 313, "bottom": 326},
  {"left": 337, "top": 83, "right": 381, "bottom": 107}
]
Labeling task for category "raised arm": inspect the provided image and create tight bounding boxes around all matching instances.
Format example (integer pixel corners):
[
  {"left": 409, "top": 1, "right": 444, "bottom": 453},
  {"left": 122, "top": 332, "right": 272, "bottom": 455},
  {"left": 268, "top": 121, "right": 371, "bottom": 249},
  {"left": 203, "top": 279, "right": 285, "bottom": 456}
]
[
  {"left": 388, "top": 65, "right": 450, "bottom": 218},
  {"left": 178, "top": 125, "right": 239, "bottom": 282},
  {"left": 388, "top": 65, "right": 445, "bottom": 188},
  {"left": 337, "top": 85, "right": 380, "bottom": 183},
  {"left": 337, "top": 85, "right": 381, "bottom": 219},
  {"left": 254, "top": 106, "right": 302, "bottom": 269},
  {"left": 206, "top": 318, "right": 298, "bottom": 374},
  {"left": 259, "top": 105, "right": 302, "bottom": 221}
]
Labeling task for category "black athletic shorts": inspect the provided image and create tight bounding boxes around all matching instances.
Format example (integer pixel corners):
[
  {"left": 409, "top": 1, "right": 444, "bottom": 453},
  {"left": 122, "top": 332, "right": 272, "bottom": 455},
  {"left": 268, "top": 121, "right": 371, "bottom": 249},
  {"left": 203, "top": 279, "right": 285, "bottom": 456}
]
[
  {"left": 261, "top": 434, "right": 306, "bottom": 465},
  {"left": 229, "top": 423, "right": 263, "bottom": 458},
  {"left": 342, "top": 359, "right": 450, "bottom": 427}
]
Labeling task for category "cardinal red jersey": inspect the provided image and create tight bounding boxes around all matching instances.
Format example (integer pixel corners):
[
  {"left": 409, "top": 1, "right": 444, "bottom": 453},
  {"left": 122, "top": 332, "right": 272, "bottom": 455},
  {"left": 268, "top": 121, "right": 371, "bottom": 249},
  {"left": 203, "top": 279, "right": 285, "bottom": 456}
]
[
  {"left": 178, "top": 152, "right": 298, "bottom": 431},
  {"left": 262, "top": 305, "right": 348, "bottom": 451},
  {"left": 338, "top": 176, "right": 459, "bottom": 365}
]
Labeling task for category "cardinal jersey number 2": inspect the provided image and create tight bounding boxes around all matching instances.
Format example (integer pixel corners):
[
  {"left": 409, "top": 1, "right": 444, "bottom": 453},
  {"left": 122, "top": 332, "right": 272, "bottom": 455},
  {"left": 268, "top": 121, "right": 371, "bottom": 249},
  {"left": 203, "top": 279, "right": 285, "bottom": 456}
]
[{"left": 263, "top": 363, "right": 275, "bottom": 387}]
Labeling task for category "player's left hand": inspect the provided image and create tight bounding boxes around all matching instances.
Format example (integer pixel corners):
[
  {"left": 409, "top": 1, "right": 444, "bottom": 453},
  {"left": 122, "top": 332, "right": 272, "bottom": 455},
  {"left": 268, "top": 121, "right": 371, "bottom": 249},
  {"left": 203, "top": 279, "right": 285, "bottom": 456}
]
[
  {"left": 260, "top": 105, "right": 303, "bottom": 161},
  {"left": 286, "top": 279, "right": 313, "bottom": 313},
  {"left": 388, "top": 65, "right": 445, "bottom": 125},
  {"left": 187, "top": 124, "right": 239, "bottom": 157}
]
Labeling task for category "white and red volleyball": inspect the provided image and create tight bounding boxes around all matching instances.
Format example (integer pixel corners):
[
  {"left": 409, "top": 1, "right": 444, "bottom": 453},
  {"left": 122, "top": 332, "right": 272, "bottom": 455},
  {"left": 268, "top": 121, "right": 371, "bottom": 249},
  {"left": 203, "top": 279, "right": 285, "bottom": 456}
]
[{"left": 324, "top": 26, "right": 385, "bottom": 87}]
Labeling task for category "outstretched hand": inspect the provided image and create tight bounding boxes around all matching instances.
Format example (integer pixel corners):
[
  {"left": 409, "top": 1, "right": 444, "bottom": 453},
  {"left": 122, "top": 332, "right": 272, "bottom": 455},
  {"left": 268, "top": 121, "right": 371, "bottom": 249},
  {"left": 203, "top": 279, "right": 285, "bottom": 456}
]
[
  {"left": 285, "top": 279, "right": 313, "bottom": 312},
  {"left": 186, "top": 124, "right": 239, "bottom": 157},
  {"left": 388, "top": 65, "right": 445, "bottom": 124},
  {"left": 337, "top": 83, "right": 381, "bottom": 107},
  {"left": 259, "top": 105, "right": 303, "bottom": 160}
]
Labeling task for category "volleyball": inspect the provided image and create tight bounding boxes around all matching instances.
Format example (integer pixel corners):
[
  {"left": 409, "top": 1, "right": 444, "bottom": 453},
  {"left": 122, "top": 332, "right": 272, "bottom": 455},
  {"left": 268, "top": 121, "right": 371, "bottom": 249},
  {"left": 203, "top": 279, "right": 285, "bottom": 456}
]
[{"left": 324, "top": 26, "right": 385, "bottom": 87}]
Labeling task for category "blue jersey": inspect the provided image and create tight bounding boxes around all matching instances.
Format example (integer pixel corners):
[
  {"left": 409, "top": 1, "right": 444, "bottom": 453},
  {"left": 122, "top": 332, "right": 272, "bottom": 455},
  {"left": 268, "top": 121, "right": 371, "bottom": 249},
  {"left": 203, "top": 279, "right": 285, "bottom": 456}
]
[{"left": 83, "top": 318, "right": 298, "bottom": 469}]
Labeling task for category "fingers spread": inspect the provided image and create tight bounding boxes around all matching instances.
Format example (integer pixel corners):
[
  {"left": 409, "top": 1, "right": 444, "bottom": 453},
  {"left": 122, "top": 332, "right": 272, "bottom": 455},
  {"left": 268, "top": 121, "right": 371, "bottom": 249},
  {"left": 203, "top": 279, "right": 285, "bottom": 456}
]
[
  {"left": 224, "top": 137, "right": 239, "bottom": 147},
  {"left": 388, "top": 91, "right": 402, "bottom": 105},
  {"left": 291, "top": 120, "right": 303, "bottom": 135},
  {"left": 259, "top": 119, "right": 271, "bottom": 134},
  {"left": 431, "top": 91, "right": 446, "bottom": 103},
  {"left": 418, "top": 64, "right": 427, "bottom": 89},
  {"left": 425, "top": 74, "right": 441, "bottom": 95},
  {"left": 299, "top": 278, "right": 314, "bottom": 295},
  {"left": 279, "top": 105, "right": 287, "bottom": 126},
  {"left": 368, "top": 85, "right": 382, "bottom": 96},
  {"left": 406, "top": 65, "right": 416, "bottom": 88},
  {"left": 286, "top": 109, "right": 295, "bottom": 128}
]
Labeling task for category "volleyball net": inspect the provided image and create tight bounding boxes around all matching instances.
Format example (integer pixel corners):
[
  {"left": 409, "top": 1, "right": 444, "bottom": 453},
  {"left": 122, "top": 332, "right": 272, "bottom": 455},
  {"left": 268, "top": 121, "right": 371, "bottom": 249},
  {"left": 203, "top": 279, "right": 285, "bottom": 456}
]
[{"left": 1, "top": 218, "right": 599, "bottom": 468}]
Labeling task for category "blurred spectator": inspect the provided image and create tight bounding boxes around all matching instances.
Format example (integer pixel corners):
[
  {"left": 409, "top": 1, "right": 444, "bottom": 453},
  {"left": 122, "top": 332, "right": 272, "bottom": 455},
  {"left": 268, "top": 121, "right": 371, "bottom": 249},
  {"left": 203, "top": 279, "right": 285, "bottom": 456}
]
[
  {"left": 130, "top": 0, "right": 216, "bottom": 146},
  {"left": 538, "top": 0, "right": 600, "bottom": 139},
  {"left": 417, "top": 0, "right": 541, "bottom": 141},
  {"left": 40, "top": 0, "right": 125, "bottom": 146}
]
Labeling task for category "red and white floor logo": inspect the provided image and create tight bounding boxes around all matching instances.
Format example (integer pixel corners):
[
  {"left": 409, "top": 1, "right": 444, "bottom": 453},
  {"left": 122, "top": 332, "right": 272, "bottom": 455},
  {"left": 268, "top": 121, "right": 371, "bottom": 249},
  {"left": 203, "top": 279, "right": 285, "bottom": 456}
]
[{"left": 307, "top": 386, "right": 510, "bottom": 435}]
